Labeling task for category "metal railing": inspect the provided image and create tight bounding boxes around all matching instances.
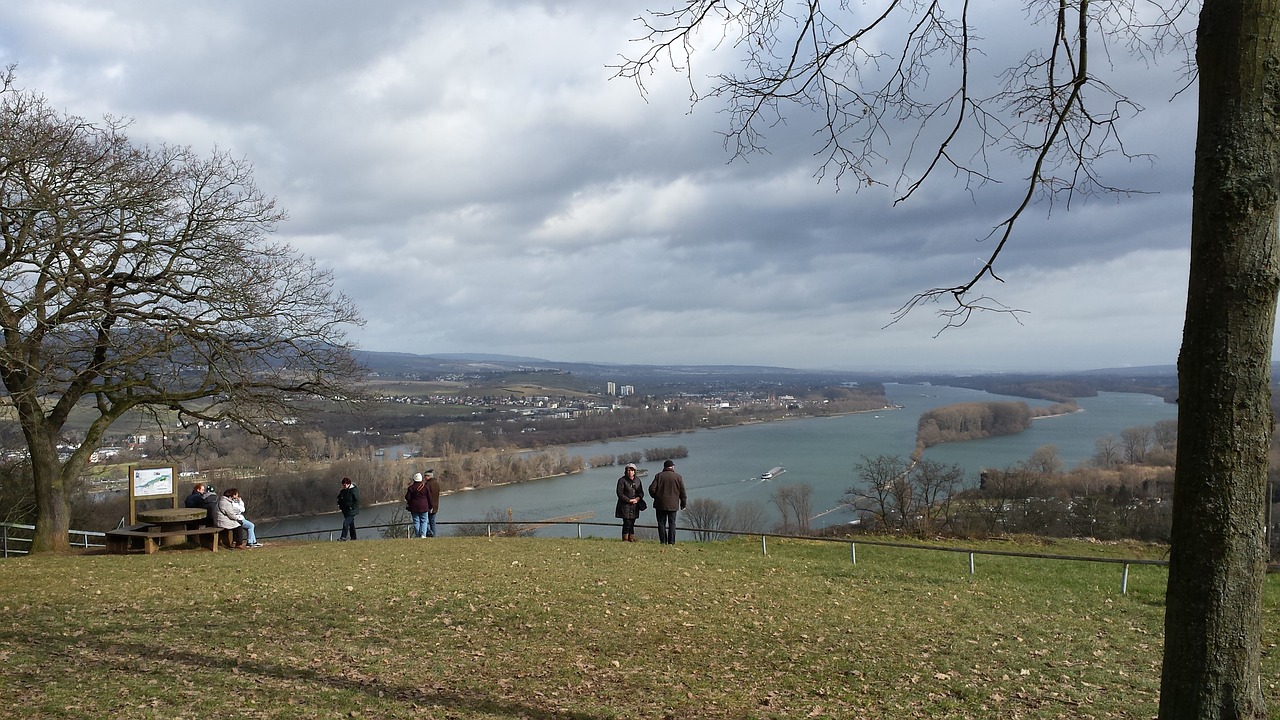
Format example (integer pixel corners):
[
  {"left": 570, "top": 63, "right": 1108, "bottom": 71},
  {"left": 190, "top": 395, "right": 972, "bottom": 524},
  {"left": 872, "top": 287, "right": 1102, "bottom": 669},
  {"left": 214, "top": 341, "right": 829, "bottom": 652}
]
[
  {"left": 1, "top": 522, "right": 106, "bottom": 557},
  {"left": 11, "top": 518, "right": 1273, "bottom": 598},
  {"left": 259, "top": 518, "right": 1186, "bottom": 595}
]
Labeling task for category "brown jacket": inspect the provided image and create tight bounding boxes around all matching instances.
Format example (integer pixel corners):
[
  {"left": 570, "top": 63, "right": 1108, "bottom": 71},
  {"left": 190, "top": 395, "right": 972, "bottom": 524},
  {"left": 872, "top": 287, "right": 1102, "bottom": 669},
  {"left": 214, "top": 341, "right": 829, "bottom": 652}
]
[
  {"left": 648, "top": 469, "right": 686, "bottom": 512},
  {"left": 423, "top": 476, "right": 441, "bottom": 512}
]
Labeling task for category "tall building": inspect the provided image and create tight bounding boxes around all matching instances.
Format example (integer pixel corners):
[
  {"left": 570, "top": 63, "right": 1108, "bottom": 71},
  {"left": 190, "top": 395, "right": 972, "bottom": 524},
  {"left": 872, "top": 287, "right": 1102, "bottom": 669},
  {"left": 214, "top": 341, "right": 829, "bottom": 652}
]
[{"left": 606, "top": 381, "right": 617, "bottom": 396}]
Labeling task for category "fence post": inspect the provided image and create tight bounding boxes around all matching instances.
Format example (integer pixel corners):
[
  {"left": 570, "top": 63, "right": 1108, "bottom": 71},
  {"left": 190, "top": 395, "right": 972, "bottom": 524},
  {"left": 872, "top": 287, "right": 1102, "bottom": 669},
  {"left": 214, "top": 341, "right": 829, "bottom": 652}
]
[
  {"left": 761, "top": 535, "right": 767, "bottom": 556},
  {"left": 1121, "top": 563, "right": 1130, "bottom": 595},
  {"left": 487, "top": 524, "right": 492, "bottom": 538},
  {"left": 3, "top": 524, "right": 8, "bottom": 558},
  {"left": 577, "top": 524, "right": 582, "bottom": 539},
  {"left": 968, "top": 552, "right": 975, "bottom": 575},
  {"left": 850, "top": 542, "right": 856, "bottom": 565}
]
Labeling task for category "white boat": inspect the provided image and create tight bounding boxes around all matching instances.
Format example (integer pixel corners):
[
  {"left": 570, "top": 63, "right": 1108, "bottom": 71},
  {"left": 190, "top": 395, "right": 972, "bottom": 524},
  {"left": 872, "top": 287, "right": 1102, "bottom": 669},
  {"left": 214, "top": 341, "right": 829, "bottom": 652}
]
[{"left": 760, "top": 466, "right": 785, "bottom": 480}]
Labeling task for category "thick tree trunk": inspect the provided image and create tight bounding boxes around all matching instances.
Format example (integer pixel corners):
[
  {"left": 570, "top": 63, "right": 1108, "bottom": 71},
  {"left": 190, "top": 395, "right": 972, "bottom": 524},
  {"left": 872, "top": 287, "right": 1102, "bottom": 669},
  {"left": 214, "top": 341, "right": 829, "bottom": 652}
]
[
  {"left": 28, "top": 430, "right": 71, "bottom": 553},
  {"left": 1160, "top": 2, "right": 1280, "bottom": 718}
]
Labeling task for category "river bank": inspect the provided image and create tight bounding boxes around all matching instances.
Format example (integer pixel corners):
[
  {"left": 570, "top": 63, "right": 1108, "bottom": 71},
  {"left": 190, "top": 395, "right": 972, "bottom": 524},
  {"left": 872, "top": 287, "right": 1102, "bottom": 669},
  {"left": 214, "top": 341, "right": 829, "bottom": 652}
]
[{"left": 259, "top": 386, "right": 1179, "bottom": 539}]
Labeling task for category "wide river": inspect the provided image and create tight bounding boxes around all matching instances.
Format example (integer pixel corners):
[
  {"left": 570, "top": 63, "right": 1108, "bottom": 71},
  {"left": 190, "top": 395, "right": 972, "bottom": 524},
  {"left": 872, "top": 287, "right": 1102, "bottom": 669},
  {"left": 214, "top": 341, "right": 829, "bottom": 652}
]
[{"left": 260, "top": 383, "right": 1177, "bottom": 540}]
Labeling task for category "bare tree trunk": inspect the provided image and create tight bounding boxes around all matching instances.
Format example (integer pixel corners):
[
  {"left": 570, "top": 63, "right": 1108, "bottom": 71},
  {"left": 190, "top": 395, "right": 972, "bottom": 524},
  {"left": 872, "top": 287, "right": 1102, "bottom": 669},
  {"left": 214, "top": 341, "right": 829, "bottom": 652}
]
[
  {"left": 1160, "top": 2, "right": 1278, "bottom": 717},
  {"left": 27, "top": 432, "right": 70, "bottom": 553}
]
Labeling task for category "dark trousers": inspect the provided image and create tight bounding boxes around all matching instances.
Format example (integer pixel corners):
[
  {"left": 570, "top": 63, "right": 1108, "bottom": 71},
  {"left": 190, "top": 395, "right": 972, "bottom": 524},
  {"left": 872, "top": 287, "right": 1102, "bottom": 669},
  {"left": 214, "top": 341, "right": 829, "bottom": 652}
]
[
  {"left": 621, "top": 518, "right": 636, "bottom": 537},
  {"left": 655, "top": 509, "right": 678, "bottom": 544},
  {"left": 341, "top": 515, "right": 357, "bottom": 540}
]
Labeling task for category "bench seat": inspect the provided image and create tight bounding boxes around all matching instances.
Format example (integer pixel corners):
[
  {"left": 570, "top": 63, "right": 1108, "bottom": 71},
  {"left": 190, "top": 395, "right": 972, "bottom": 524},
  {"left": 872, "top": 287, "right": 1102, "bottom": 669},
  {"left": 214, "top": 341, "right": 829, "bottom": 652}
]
[{"left": 105, "top": 525, "right": 235, "bottom": 555}]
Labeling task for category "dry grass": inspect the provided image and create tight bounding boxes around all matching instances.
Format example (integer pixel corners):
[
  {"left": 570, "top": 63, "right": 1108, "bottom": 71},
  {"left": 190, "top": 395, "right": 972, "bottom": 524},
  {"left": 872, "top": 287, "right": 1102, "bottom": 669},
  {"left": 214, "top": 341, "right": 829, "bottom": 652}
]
[{"left": 0, "top": 536, "right": 1275, "bottom": 719}]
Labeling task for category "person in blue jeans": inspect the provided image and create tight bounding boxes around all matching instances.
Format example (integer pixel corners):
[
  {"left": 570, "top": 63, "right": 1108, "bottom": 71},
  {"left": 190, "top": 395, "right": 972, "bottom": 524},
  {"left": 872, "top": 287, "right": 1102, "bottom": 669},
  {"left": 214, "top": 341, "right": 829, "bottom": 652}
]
[
  {"left": 422, "top": 469, "right": 441, "bottom": 537},
  {"left": 405, "top": 473, "right": 432, "bottom": 538},
  {"left": 215, "top": 488, "right": 262, "bottom": 548},
  {"left": 336, "top": 477, "right": 360, "bottom": 540}
]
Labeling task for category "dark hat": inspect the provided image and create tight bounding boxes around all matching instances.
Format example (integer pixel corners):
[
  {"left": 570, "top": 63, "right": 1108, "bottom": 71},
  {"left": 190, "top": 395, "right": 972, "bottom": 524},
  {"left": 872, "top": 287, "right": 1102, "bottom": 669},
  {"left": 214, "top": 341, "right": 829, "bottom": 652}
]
[{"left": 663, "top": 460, "right": 675, "bottom": 468}]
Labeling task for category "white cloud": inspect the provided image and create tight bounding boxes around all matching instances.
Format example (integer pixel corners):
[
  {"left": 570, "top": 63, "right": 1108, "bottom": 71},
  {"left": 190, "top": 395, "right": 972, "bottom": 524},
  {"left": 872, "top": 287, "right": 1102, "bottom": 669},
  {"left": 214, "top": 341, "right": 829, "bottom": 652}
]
[{"left": 0, "top": 0, "right": 1211, "bottom": 372}]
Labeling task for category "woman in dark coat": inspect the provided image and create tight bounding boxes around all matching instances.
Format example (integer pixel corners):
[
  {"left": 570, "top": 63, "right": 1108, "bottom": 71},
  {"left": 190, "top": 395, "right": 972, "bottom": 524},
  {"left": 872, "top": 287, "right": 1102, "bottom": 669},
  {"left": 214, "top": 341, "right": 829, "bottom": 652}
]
[{"left": 615, "top": 463, "right": 645, "bottom": 542}]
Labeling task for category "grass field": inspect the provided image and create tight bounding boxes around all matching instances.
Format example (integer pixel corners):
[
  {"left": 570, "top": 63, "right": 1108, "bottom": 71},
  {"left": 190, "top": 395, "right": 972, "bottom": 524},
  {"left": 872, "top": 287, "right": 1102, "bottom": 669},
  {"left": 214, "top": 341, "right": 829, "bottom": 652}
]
[{"left": 1, "top": 536, "right": 1276, "bottom": 719}]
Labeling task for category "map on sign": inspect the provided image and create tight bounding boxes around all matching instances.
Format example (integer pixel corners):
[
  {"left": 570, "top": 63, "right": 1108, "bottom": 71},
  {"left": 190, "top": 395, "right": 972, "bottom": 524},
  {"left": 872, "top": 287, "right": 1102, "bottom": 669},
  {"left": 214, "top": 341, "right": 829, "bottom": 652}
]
[{"left": 131, "top": 467, "right": 175, "bottom": 497}]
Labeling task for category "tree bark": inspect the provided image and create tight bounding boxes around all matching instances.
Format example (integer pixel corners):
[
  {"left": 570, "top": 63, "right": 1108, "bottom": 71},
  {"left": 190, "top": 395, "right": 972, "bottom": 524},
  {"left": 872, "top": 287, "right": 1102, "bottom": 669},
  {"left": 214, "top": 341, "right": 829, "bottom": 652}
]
[
  {"left": 1161, "top": 1, "right": 1279, "bottom": 718},
  {"left": 26, "top": 427, "right": 70, "bottom": 553}
]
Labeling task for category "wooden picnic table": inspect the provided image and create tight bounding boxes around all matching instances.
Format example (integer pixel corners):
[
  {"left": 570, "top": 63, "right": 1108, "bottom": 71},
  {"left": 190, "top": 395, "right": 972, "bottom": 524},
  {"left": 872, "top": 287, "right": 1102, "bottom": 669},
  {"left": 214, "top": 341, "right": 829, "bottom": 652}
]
[{"left": 136, "top": 507, "right": 209, "bottom": 546}]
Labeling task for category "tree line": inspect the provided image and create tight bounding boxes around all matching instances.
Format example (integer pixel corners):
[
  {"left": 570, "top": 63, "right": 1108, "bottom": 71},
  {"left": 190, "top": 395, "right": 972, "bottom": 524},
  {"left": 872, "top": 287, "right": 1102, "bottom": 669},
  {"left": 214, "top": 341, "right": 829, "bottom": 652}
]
[
  {"left": 915, "top": 400, "right": 1079, "bottom": 453},
  {"left": 587, "top": 446, "right": 690, "bottom": 468},
  {"left": 841, "top": 418, "right": 1197, "bottom": 544}
]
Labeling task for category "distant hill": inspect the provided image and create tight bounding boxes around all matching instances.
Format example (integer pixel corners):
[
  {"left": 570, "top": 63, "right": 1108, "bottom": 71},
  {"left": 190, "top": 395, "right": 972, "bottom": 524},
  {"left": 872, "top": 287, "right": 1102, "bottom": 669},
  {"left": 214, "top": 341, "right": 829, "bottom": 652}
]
[
  {"left": 423, "top": 352, "right": 554, "bottom": 364},
  {"left": 355, "top": 350, "right": 1188, "bottom": 380},
  {"left": 350, "top": 349, "right": 1256, "bottom": 404},
  {"left": 354, "top": 349, "right": 830, "bottom": 383}
]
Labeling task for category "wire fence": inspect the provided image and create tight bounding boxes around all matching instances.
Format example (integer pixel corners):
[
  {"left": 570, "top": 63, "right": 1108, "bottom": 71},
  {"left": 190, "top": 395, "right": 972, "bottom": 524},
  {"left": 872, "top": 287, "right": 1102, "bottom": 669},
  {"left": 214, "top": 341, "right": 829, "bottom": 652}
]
[
  {"left": 9, "top": 518, "right": 1274, "bottom": 597},
  {"left": 260, "top": 518, "right": 1179, "bottom": 595}
]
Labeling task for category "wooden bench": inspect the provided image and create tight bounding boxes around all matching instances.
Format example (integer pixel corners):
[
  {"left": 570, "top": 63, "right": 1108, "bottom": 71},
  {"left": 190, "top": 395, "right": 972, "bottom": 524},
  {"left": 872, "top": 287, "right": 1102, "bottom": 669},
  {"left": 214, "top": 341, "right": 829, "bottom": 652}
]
[{"left": 105, "top": 524, "right": 236, "bottom": 555}]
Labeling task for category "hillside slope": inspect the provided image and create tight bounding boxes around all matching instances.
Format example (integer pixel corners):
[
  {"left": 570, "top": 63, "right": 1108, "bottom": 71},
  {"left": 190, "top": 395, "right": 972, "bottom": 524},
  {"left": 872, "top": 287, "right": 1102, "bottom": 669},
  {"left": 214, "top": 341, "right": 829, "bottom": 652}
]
[{"left": 1, "top": 536, "right": 1276, "bottom": 718}]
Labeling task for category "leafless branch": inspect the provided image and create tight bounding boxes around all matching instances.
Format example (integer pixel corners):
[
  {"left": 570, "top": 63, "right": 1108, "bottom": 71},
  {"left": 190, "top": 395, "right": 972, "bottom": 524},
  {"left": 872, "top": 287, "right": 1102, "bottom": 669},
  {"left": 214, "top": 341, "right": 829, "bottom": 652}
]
[{"left": 616, "top": 0, "right": 1195, "bottom": 327}]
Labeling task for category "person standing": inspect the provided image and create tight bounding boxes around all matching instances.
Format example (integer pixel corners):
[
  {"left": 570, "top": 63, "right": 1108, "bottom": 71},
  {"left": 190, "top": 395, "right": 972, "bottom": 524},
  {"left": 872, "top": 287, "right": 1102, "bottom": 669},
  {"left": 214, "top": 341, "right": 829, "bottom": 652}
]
[
  {"left": 615, "top": 463, "right": 645, "bottom": 541},
  {"left": 337, "top": 477, "right": 360, "bottom": 541},
  {"left": 648, "top": 459, "right": 687, "bottom": 545},
  {"left": 405, "top": 473, "right": 431, "bottom": 538},
  {"left": 422, "top": 469, "right": 441, "bottom": 537}
]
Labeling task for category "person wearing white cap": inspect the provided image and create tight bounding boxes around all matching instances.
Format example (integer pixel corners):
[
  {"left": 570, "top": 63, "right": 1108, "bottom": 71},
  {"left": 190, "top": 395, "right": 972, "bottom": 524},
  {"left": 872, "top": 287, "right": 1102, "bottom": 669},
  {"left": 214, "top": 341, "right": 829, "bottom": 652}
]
[
  {"left": 405, "top": 473, "right": 431, "bottom": 538},
  {"left": 614, "top": 463, "right": 646, "bottom": 542}
]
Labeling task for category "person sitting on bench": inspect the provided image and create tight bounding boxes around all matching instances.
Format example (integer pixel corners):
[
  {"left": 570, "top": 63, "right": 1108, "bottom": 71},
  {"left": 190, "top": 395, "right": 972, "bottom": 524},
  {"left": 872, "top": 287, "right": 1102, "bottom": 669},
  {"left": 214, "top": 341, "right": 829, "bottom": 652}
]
[{"left": 214, "top": 488, "right": 262, "bottom": 548}]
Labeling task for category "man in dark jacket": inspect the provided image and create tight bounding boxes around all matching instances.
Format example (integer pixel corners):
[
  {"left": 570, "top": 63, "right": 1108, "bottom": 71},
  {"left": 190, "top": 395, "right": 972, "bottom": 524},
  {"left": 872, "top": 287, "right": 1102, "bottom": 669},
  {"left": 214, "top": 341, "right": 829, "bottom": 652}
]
[
  {"left": 337, "top": 477, "right": 360, "bottom": 541},
  {"left": 648, "top": 460, "right": 687, "bottom": 545},
  {"left": 422, "top": 469, "right": 441, "bottom": 538},
  {"left": 183, "top": 483, "right": 218, "bottom": 527}
]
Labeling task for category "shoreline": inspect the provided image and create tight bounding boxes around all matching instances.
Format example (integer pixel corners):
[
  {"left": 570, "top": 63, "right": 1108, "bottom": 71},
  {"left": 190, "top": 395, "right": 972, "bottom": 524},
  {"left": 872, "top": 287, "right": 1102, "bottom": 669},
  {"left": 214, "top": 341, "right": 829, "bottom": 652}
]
[
  {"left": 260, "top": 404, "right": 902, "bottom": 524},
  {"left": 1031, "top": 407, "right": 1086, "bottom": 420}
]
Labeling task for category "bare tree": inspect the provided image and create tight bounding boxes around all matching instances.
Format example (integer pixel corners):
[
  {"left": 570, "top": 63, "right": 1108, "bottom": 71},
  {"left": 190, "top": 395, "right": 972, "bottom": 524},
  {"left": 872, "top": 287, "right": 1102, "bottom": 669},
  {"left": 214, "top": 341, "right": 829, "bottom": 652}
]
[
  {"left": 1024, "top": 445, "right": 1065, "bottom": 476},
  {"left": 771, "top": 482, "right": 812, "bottom": 534},
  {"left": 0, "top": 80, "right": 364, "bottom": 552},
  {"left": 845, "top": 454, "right": 908, "bottom": 532},
  {"left": 885, "top": 472, "right": 914, "bottom": 532},
  {"left": 913, "top": 459, "right": 965, "bottom": 532},
  {"left": 1121, "top": 426, "right": 1153, "bottom": 464},
  {"left": 1094, "top": 435, "right": 1122, "bottom": 468},
  {"left": 730, "top": 499, "right": 768, "bottom": 533},
  {"left": 1153, "top": 418, "right": 1179, "bottom": 452},
  {"left": 685, "top": 497, "right": 732, "bottom": 540},
  {"left": 619, "top": 2, "right": 1274, "bottom": 715}
]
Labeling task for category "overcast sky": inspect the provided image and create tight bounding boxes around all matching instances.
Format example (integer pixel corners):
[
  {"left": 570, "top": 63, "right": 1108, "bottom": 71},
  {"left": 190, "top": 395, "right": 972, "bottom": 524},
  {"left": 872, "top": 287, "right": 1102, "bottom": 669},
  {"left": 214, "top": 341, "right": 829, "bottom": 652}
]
[{"left": 0, "top": 1, "right": 1212, "bottom": 372}]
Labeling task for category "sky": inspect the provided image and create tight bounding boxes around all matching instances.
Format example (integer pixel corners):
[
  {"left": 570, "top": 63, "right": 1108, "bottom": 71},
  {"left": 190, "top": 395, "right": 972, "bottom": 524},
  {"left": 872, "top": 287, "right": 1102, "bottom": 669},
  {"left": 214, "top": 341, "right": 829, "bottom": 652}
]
[{"left": 0, "top": 1, "right": 1211, "bottom": 373}]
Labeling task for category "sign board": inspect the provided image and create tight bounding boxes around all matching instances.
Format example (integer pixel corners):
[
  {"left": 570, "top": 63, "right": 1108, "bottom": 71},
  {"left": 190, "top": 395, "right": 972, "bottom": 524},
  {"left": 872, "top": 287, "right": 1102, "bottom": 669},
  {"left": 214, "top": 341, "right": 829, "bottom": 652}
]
[
  {"left": 131, "top": 466, "right": 176, "bottom": 497},
  {"left": 128, "top": 465, "right": 179, "bottom": 525}
]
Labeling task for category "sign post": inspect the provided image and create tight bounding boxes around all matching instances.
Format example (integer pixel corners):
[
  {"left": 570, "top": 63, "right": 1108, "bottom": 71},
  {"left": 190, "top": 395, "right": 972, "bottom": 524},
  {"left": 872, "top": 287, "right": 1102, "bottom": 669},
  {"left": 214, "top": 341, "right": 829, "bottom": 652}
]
[{"left": 128, "top": 465, "right": 178, "bottom": 525}]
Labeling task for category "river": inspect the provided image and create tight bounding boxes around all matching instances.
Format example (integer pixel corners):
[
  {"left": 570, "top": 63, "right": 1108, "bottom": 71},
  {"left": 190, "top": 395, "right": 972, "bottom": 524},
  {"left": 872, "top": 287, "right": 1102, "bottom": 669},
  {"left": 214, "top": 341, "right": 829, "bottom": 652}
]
[{"left": 259, "top": 383, "right": 1178, "bottom": 540}]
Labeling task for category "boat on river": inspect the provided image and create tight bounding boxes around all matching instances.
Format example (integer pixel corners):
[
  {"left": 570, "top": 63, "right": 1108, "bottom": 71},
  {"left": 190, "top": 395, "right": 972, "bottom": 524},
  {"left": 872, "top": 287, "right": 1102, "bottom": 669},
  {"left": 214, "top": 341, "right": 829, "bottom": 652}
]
[{"left": 760, "top": 466, "right": 785, "bottom": 480}]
